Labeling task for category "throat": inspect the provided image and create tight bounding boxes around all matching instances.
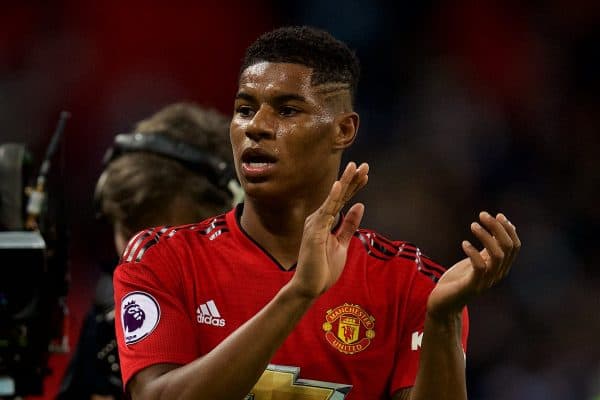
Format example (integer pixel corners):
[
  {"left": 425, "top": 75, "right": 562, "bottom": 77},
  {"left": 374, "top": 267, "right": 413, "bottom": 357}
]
[
  {"left": 267, "top": 251, "right": 298, "bottom": 271},
  {"left": 237, "top": 202, "right": 307, "bottom": 270},
  {"left": 247, "top": 228, "right": 302, "bottom": 271},
  {"left": 236, "top": 202, "right": 342, "bottom": 271}
]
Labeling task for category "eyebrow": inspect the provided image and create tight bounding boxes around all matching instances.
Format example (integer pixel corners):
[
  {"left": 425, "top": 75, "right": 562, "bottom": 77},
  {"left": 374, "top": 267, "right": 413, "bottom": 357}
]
[
  {"left": 274, "top": 93, "right": 308, "bottom": 104},
  {"left": 235, "top": 91, "right": 309, "bottom": 105},
  {"left": 235, "top": 92, "right": 256, "bottom": 102}
]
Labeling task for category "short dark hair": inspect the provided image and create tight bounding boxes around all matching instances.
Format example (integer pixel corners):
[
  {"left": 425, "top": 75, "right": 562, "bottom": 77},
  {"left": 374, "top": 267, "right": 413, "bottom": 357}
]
[
  {"left": 241, "top": 26, "right": 360, "bottom": 102},
  {"left": 99, "top": 103, "right": 232, "bottom": 233}
]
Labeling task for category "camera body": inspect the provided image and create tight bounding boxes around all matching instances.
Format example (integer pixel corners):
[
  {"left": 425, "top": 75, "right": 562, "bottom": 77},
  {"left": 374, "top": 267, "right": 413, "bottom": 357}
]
[
  {"left": 0, "top": 143, "right": 68, "bottom": 397},
  {"left": 0, "top": 231, "right": 48, "bottom": 396}
]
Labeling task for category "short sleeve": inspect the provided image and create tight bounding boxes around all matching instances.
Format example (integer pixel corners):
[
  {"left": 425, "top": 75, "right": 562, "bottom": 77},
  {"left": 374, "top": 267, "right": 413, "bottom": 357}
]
[
  {"left": 389, "top": 275, "right": 469, "bottom": 394},
  {"left": 113, "top": 240, "right": 199, "bottom": 388}
]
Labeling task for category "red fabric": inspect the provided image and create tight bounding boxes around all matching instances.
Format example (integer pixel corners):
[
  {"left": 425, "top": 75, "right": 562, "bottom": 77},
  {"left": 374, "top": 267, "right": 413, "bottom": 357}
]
[{"left": 114, "top": 208, "right": 469, "bottom": 399}]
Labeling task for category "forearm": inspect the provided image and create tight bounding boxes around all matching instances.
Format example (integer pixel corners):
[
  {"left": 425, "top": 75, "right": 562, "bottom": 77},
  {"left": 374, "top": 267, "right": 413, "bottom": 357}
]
[
  {"left": 409, "top": 312, "right": 466, "bottom": 400},
  {"left": 134, "top": 283, "right": 315, "bottom": 400}
]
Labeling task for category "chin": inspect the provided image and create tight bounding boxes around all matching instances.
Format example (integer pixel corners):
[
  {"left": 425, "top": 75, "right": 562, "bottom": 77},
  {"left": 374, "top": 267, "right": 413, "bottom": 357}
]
[{"left": 242, "top": 180, "right": 292, "bottom": 203}]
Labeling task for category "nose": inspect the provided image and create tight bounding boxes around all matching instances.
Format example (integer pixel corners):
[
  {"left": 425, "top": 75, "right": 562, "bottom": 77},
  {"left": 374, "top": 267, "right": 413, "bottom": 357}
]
[{"left": 245, "top": 106, "right": 275, "bottom": 141}]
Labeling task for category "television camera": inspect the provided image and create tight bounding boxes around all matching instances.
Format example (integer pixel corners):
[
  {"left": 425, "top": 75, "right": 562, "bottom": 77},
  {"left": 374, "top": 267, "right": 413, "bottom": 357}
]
[{"left": 0, "top": 112, "right": 70, "bottom": 397}]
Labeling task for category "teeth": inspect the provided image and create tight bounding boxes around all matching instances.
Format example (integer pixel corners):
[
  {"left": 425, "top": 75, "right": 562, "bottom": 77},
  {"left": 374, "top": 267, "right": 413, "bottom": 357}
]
[{"left": 248, "top": 162, "right": 269, "bottom": 168}]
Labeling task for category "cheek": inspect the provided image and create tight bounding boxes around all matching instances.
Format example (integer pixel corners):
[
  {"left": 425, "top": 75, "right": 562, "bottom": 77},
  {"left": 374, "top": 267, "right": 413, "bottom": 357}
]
[
  {"left": 229, "top": 121, "right": 245, "bottom": 153},
  {"left": 283, "top": 120, "right": 332, "bottom": 155}
]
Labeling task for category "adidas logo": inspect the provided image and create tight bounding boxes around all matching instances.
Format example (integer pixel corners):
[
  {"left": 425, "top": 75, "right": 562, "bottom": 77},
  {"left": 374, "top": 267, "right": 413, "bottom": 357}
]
[{"left": 196, "top": 300, "right": 226, "bottom": 327}]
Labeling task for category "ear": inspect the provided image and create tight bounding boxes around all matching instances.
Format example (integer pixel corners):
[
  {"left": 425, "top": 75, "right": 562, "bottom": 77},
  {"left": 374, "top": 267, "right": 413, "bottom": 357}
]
[{"left": 333, "top": 112, "right": 359, "bottom": 150}]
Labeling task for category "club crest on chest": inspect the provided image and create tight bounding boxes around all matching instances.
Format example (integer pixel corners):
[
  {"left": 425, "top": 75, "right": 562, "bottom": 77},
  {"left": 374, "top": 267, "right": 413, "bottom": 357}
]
[{"left": 322, "top": 303, "right": 375, "bottom": 355}]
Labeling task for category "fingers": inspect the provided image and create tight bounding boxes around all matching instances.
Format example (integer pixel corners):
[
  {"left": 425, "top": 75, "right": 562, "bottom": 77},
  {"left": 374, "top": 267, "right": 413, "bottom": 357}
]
[
  {"left": 503, "top": 216, "right": 520, "bottom": 249},
  {"left": 337, "top": 203, "right": 365, "bottom": 246},
  {"left": 461, "top": 240, "right": 487, "bottom": 273},
  {"left": 342, "top": 163, "right": 369, "bottom": 203},
  {"left": 496, "top": 213, "right": 521, "bottom": 269},
  {"left": 468, "top": 211, "right": 520, "bottom": 286},
  {"left": 321, "top": 162, "right": 369, "bottom": 218},
  {"left": 320, "top": 163, "right": 354, "bottom": 217},
  {"left": 472, "top": 212, "right": 506, "bottom": 266}
]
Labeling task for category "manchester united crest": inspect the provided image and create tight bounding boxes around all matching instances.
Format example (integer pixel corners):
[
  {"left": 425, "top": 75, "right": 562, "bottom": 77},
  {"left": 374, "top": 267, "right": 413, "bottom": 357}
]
[{"left": 322, "top": 303, "right": 375, "bottom": 354}]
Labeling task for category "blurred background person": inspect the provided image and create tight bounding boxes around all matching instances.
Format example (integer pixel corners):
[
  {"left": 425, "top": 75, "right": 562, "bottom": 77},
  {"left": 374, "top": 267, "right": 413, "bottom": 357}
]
[
  {"left": 1, "top": 1, "right": 597, "bottom": 399},
  {"left": 56, "top": 102, "right": 239, "bottom": 399}
]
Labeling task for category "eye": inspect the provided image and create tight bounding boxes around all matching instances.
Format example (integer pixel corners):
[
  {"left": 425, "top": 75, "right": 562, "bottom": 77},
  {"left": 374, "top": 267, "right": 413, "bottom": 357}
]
[
  {"left": 279, "top": 106, "right": 300, "bottom": 117},
  {"left": 236, "top": 105, "right": 255, "bottom": 118}
]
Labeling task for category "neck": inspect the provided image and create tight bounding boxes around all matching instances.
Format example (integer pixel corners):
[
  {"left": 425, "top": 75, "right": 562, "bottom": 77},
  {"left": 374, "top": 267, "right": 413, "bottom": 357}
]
[{"left": 240, "top": 194, "right": 326, "bottom": 270}]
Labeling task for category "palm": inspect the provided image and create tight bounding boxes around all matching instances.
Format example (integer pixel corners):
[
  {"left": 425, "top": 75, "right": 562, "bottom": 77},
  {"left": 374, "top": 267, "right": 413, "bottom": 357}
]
[
  {"left": 292, "top": 162, "right": 369, "bottom": 299},
  {"left": 295, "top": 227, "right": 351, "bottom": 297},
  {"left": 327, "top": 235, "right": 351, "bottom": 278},
  {"left": 427, "top": 212, "right": 521, "bottom": 319},
  {"left": 427, "top": 253, "right": 485, "bottom": 318}
]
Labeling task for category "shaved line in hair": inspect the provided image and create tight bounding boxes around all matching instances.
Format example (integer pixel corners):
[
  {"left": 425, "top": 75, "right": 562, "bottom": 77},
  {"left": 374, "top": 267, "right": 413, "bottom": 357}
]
[{"left": 314, "top": 82, "right": 353, "bottom": 113}]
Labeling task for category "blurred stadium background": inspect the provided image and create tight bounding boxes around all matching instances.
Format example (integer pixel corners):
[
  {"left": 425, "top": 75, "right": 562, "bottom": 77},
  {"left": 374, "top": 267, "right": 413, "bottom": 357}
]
[{"left": 1, "top": 1, "right": 598, "bottom": 399}]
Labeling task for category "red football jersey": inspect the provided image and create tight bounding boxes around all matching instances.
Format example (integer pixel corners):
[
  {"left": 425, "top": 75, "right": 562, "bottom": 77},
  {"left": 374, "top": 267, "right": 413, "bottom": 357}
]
[{"left": 114, "top": 206, "right": 469, "bottom": 399}]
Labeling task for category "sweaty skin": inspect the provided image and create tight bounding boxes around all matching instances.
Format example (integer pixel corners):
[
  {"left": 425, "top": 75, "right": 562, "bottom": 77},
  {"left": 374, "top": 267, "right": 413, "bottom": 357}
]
[{"left": 125, "top": 62, "right": 521, "bottom": 400}]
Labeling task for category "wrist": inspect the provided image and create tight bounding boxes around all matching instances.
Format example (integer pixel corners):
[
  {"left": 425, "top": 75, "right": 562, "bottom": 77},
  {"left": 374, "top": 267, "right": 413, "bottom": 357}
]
[
  {"left": 425, "top": 310, "right": 462, "bottom": 331},
  {"left": 279, "top": 281, "right": 319, "bottom": 306},
  {"left": 283, "top": 274, "right": 327, "bottom": 301}
]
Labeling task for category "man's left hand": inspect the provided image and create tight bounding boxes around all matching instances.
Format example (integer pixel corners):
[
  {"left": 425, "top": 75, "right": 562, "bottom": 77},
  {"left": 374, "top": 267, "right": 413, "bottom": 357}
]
[{"left": 426, "top": 211, "right": 521, "bottom": 320}]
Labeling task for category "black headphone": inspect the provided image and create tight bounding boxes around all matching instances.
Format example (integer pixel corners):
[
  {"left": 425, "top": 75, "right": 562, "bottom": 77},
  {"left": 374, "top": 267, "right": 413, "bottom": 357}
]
[{"left": 93, "top": 132, "right": 242, "bottom": 218}]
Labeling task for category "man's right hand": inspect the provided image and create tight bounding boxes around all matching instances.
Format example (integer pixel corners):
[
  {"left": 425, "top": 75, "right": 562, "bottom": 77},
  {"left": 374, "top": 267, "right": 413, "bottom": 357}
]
[{"left": 290, "top": 162, "right": 369, "bottom": 299}]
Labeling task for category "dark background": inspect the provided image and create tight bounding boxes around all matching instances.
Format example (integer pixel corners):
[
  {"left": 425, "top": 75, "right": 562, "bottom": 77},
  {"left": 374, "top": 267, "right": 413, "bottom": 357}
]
[{"left": 1, "top": 1, "right": 599, "bottom": 399}]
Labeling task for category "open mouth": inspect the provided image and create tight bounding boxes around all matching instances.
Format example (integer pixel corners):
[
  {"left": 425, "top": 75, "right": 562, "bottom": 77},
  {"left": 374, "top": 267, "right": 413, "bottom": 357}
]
[
  {"left": 241, "top": 148, "right": 278, "bottom": 166},
  {"left": 240, "top": 148, "right": 278, "bottom": 179}
]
